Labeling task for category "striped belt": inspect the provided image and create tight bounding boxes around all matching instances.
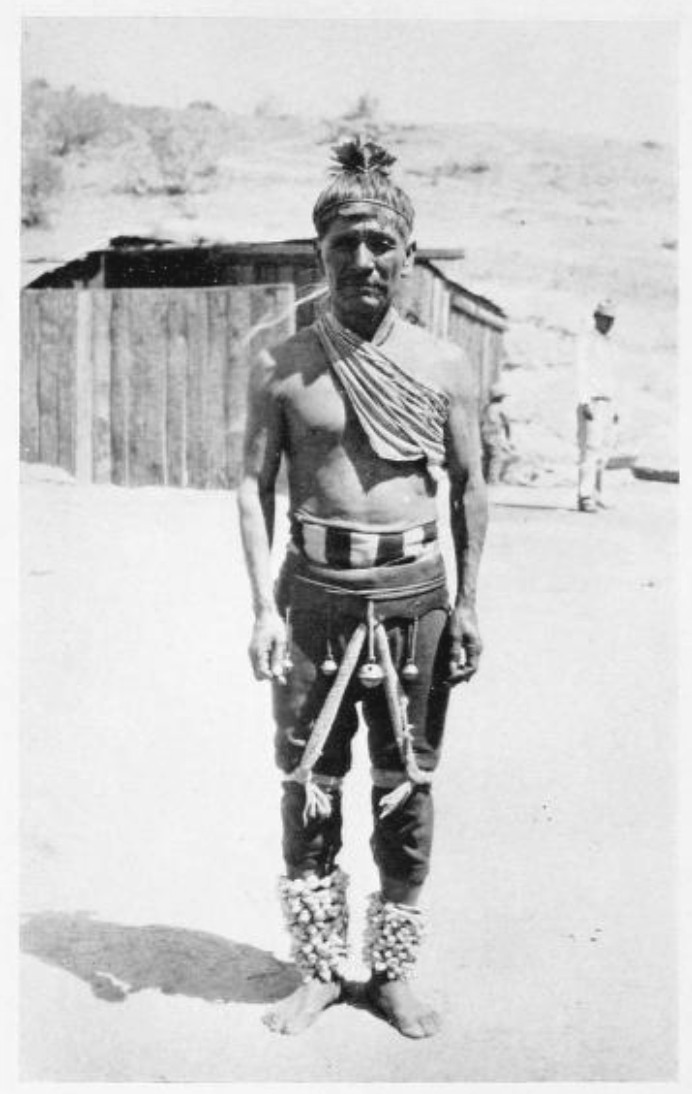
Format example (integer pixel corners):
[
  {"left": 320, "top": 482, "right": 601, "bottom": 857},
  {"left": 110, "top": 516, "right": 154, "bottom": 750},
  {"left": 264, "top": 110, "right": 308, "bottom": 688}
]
[{"left": 291, "top": 518, "right": 439, "bottom": 569}]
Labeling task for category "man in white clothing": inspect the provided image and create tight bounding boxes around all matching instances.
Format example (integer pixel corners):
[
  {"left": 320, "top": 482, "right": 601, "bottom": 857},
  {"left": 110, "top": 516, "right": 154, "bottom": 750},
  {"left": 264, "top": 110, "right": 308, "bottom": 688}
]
[{"left": 576, "top": 300, "right": 619, "bottom": 512}]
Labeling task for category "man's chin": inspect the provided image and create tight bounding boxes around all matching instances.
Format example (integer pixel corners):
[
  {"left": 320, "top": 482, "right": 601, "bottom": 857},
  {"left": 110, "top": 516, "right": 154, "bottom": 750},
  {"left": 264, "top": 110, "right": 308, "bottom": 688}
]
[{"left": 334, "top": 288, "right": 389, "bottom": 317}]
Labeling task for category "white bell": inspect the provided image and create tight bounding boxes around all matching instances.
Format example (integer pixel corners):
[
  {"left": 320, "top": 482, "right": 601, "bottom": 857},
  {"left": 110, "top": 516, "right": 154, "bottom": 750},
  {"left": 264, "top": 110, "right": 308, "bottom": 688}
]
[
  {"left": 358, "top": 659, "right": 384, "bottom": 688},
  {"left": 401, "top": 659, "right": 419, "bottom": 681}
]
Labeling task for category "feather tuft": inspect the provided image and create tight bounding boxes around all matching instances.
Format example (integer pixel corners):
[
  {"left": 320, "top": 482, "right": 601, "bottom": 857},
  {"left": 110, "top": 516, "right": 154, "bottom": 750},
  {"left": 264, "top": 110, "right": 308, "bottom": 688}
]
[{"left": 330, "top": 135, "right": 397, "bottom": 178}]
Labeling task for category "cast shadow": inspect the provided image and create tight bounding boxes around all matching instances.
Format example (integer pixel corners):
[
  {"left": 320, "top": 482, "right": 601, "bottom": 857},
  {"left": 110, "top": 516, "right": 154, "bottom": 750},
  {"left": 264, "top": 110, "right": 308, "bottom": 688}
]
[
  {"left": 20, "top": 910, "right": 301, "bottom": 1005},
  {"left": 492, "top": 500, "right": 576, "bottom": 513}
]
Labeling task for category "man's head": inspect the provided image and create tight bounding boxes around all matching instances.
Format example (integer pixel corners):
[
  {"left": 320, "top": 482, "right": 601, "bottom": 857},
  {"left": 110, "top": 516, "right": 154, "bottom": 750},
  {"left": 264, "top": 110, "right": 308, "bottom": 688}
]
[
  {"left": 593, "top": 299, "right": 616, "bottom": 335},
  {"left": 313, "top": 137, "right": 416, "bottom": 334}
]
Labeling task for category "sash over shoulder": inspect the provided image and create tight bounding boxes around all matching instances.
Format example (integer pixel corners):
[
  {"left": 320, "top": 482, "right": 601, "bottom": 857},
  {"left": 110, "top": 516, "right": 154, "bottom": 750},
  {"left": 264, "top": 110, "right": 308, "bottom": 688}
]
[{"left": 314, "top": 311, "right": 449, "bottom": 466}]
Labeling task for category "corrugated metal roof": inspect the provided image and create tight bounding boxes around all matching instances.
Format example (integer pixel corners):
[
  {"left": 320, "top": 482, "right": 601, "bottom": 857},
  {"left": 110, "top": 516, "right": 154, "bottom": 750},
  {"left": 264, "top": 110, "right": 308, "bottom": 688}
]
[
  {"left": 105, "top": 235, "right": 466, "bottom": 262},
  {"left": 22, "top": 236, "right": 506, "bottom": 323}
]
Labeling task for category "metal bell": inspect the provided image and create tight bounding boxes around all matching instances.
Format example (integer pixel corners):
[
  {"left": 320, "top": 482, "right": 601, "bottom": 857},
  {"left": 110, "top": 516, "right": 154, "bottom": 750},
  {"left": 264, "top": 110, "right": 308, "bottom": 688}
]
[
  {"left": 401, "top": 620, "right": 419, "bottom": 682},
  {"left": 359, "top": 602, "right": 384, "bottom": 687},
  {"left": 358, "top": 659, "right": 384, "bottom": 688},
  {"left": 320, "top": 637, "right": 338, "bottom": 677}
]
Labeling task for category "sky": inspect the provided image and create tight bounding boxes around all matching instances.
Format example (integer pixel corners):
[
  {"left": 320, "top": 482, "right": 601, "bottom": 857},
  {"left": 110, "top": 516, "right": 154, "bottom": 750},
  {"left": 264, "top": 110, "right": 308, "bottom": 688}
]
[{"left": 20, "top": 14, "right": 681, "bottom": 144}]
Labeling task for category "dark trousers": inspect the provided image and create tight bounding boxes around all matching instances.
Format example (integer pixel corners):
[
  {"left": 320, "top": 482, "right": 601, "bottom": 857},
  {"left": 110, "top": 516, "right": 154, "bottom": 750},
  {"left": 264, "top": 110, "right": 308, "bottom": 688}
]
[
  {"left": 274, "top": 603, "right": 451, "bottom": 887},
  {"left": 281, "top": 781, "right": 434, "bottom": 888}
]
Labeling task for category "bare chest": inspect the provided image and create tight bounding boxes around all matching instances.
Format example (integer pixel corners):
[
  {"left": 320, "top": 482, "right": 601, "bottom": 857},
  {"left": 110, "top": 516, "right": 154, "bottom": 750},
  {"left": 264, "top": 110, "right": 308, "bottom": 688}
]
[{"left": 281, "top": 370, "right": 348, "bottom": 445}]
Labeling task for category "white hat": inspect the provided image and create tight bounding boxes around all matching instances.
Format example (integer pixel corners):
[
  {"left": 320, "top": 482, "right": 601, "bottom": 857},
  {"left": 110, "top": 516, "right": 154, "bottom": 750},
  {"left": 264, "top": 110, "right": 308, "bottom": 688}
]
[{"left": 594, "top": 299, "right": 616, "bottom": 317}]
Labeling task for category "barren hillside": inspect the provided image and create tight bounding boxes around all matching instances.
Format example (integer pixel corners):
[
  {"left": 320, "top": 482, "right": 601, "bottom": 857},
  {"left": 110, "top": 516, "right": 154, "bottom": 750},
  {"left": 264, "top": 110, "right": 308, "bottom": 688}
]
[{"left": 21, "top": 85, "right": 678, "bottom": 479}]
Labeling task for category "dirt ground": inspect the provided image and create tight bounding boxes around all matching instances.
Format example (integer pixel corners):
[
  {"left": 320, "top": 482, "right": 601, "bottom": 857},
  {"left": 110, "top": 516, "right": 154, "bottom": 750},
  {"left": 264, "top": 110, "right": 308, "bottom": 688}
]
[{"left": 18, "top": 466, "right": 678, "bottom": 1083}]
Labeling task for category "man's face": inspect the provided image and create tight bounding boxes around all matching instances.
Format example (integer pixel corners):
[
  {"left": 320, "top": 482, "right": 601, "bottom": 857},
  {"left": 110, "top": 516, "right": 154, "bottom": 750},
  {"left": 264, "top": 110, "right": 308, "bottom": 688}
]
[
  {"left": 316, "top": 207, "right": 415, "bottom": 331},
  {"left": 594, "top": 312, "right": 615, "bottom": 334}
]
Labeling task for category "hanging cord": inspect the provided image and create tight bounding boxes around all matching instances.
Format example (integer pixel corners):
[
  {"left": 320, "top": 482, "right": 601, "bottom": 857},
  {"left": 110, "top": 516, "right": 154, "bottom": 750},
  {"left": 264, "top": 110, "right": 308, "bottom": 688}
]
[
  {"left": 374, "top": 624, "right": 433, "bottom": 818},
  {"left": 283, "top": 621, "right": 367, "bottom": 822},
  {"left": 283, "top": 605, "right": 432, "bottom": 823}
]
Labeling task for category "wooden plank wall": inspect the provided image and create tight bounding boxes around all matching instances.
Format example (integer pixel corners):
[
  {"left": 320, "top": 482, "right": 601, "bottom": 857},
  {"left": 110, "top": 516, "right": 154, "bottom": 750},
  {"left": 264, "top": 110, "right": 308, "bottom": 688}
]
[
  {"left": 447, "top": 304, "right": 503, "bottom": 410},
  {"left": 21, "top": 277, "right": 502, "bottom": 483},
  {"left": 20, "top": 291, "right": 41, "bottom": 464},
  {"left": 20, "top": 285, "right": 295, "bottom": 488},
  {"left": 21, "top": 291, "right": 78, "bottom": 472},
  {"left": 407, "top": 263, "right": 505, "bottom": 412}
]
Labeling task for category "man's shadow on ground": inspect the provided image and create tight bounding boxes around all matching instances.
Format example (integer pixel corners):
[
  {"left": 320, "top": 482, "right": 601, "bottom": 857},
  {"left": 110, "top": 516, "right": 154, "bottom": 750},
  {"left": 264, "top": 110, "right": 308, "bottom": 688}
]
[{"left": 20, "top": 910, "right": 301, "bottom": 1005}]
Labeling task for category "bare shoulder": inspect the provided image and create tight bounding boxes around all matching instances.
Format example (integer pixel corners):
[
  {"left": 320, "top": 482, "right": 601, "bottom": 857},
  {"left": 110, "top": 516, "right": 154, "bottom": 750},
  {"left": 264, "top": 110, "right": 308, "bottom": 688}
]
[
  {"left": 250, "top": 326, "right": 324, "bottom": 393},
  {"left": 263, "top": 326, "right": 321, "bottom": 369},
  {"left": 393, "top": 319, "right": 474, "bottom": 403}
]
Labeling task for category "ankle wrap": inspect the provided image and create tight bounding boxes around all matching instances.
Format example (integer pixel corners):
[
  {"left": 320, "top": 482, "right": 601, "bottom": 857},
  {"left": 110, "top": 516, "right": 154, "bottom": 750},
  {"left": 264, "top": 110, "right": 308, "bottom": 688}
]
[
  {"left": 363, "top": 892, "right": 427, "bottom": 981},
  {"left": 278, "top": 868, "right": 349, "bottom": 982}
]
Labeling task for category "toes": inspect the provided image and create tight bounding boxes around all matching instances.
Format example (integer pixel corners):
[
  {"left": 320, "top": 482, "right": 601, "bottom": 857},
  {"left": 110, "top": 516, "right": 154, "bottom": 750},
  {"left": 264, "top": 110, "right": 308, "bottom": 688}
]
[
  {"left": 264, "top": 1012, "right": 292, "bottom": 1035},
  {"left": 399, "top": 1012, "right": 440, "bottom": 1039},
  {"left": 399, "top": 1021, "right": 425, "bottom": 1038},
  {"left": 367, "top": 991, "right": 441, "bottom": 1039},
  {"left": 262, "top": 1003, "right": 318, "bottom": 1036},
  {"left": 263, "top": 1007, "right": 296, "bottom": 1035}
]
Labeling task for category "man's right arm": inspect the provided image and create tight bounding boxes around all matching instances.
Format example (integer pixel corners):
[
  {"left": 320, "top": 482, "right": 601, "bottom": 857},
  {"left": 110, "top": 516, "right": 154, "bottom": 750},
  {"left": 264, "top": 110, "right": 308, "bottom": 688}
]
[{"left": 237, "top": 349, "right": 287, "bottom": 682}]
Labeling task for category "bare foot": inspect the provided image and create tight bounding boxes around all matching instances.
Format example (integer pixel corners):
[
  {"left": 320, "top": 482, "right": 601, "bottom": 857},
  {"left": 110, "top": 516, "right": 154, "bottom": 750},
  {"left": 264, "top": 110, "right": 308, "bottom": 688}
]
[
  {"left": 263, "top": 977, "right": 343, "bottom": 1035},
  {"left": 366, "top": 976, "right": 440, "bottom": 1039}
]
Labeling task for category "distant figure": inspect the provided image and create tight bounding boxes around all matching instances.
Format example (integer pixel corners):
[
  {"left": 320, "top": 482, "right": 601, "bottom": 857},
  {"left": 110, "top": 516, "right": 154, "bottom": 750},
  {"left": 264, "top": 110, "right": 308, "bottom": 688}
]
[
  {"left": 576, "top": 300, "right": 619, "bottom": 512},
  {"left": 481, "top": 378, "right": 517, "bottom": 485}
]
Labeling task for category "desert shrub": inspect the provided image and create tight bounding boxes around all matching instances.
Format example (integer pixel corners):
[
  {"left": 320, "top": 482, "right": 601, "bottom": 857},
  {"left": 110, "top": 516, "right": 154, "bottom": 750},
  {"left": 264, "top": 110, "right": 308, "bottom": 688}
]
[
  {"left": 46, "top": 87, "right": 113, "bottom": 155},
  {"left": 321, "top": 91, "right": 387, "bottom": 144},
  {"left": 115, "top": 125, "right": 164, "bottom": 196},
  {"left": 465, "top": 159, "right": 491, "bottom": 175},
  {"left": 149, "top": 111, "right": 225, "bottom": 195},
  {"left": 117, "top": 106, "right": 230, "bottom": 196},
  {"left": 22, "top": 144, "right": 63, "bottom": 227},
  {"left": 418, "top": 159, "right": 491, "bottom": 186},
  {"left": 438, "top": 159, "right": 491, "bottom": 179},
  {"left": 23, "top": 80, "right": 114, "bottom": 157},
  {"left": 343, "top": 93, "right": 380, "bottom": 126}
]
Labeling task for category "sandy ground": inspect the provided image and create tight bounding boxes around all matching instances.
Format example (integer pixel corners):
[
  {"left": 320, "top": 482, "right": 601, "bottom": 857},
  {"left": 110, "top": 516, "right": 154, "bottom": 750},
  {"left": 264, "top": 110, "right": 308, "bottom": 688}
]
[{"left": 19, "top": 466, "right": 678, "bottom": 1083}]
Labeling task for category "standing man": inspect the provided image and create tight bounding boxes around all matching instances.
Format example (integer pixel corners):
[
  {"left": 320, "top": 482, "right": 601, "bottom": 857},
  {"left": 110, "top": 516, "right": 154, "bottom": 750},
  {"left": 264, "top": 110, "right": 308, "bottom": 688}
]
[
  {"left": 576, "top": 300, "right": 619, "bottom": 512},
  {"left": 237, "top": 138, "right": 487, "bottom": 1039},
  {"left": 480, "top": 377, "right": 517, "bottom": 485}
]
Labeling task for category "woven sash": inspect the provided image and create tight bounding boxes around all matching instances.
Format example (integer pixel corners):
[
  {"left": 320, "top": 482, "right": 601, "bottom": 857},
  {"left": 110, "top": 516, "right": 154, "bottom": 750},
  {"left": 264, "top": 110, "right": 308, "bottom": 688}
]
[
  {"left": 291, "top": 516, "right": 438, "bottom": 568},
  {"left": 314, "top": 312, "right": 449, "bottom": 467}
]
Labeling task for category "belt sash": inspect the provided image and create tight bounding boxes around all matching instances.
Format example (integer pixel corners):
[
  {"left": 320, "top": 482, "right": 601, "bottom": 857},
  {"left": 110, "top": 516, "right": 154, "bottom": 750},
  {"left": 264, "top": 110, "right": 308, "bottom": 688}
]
[
  {"left": 291, "top": 516, "right": 439, "bottom": 569},
  {"left": 276, "top": 542, "right": 449, "bottom": 619}
]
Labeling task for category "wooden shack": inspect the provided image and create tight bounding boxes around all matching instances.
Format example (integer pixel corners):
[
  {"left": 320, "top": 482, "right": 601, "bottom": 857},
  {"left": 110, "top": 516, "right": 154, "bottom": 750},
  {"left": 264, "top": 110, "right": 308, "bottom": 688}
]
[{"left": 21, "top": 237, "right": 507, "bottom": 488}]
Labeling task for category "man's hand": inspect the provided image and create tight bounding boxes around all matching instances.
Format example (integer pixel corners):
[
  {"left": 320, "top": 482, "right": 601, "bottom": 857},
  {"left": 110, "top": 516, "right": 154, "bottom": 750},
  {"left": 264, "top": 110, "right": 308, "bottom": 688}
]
[
  {"left": 580, "top": 401, "right": 594, "bottom": 421},
  {"left": 249, "top": 609, "right": 288, "bottom": 684},
  {"left": 446, "top": 604, "right": 483, "bottom": 686}
]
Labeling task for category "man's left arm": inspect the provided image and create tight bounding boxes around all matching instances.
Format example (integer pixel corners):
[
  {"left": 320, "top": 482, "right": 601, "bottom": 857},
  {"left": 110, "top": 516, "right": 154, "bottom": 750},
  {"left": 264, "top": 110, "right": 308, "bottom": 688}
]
[{"left": 444, "top": 354, "right": 489, "bottom": 685}]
